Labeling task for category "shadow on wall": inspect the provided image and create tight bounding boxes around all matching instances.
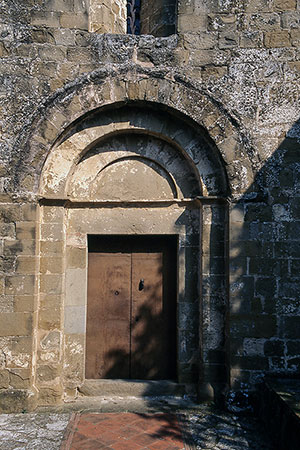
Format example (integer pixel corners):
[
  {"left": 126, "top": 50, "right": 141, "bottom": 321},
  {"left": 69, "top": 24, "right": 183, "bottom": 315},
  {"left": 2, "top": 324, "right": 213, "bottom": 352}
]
[
  {"left": 93, "top": 115, "right": 300, "bottom": 409},
  {"left": 228, "top": 116, "right": 300, "bottom": 397}
]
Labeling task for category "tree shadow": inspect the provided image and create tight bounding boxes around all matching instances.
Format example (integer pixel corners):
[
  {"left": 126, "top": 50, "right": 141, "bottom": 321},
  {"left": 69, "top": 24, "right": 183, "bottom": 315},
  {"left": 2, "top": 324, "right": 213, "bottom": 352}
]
[
  {"left": 83, "top": 114, "right": 300, "bottom": 448},
  {"left": 228, "top": 117, "right": 300, "bottom": 391}
]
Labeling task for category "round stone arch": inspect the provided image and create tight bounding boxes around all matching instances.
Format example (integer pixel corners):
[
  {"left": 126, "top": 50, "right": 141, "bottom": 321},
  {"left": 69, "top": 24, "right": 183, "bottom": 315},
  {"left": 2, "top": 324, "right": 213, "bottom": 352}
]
[
  {"left": 35, "top": 99, "right": 231, "bottom": 404},
  {"left": 17, "top": 68, "right": 256, "bottom": 199},
  {"left": 24, "top": 69, "right": 255, "bottom": 405},
  {"left": 40, "top": 105, "right": 228, "bottom": 199}
]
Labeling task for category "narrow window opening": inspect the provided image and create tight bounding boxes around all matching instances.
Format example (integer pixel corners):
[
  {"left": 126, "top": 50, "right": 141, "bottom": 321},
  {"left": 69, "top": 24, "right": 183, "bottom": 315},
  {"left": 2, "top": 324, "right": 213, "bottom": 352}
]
[
  {"left": 127, "top": 0, "right": 141, "bottom": 35},
  {"left": 127, "top": 0, "right": 177, "bottom": 37}
]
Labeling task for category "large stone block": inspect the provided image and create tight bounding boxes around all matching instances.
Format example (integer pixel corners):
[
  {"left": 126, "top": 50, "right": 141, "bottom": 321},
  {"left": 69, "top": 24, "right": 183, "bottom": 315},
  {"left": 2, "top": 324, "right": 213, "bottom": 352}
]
[
  {"left": 231, "top": 314, "right": 277, "bottom": 338},
  {"left": 44, "top": 0, "right": 74, "bottom": 12},
  {"left": 15, "top": 223, "right": 36, "bottom": 241},
  {"left": 38, "top": 386, "right": 63, "bottom": 405},
  {"left": 16, "top": 256, "right": 36, "bottom": 274},
  {"left": 219, "top": 31, "right": 238, "bottom": 48},
  {"left": 40, "top": 274, "right": 63, "bottom": 295},
  {"left": 273, "top": 0, "right": 296, "bottom": 11},
  {"left": 0, "top": 204, "right": 21, "bottom": 223},
  {"left": 13, "top": 295, "right": 36, "bottom": 313},
  {"left": 0, "top": 369, "right": 9, "bottom": 389},
  {"left": 5, "top": 275, "right": 36, "bottom": 296},
  {"left": 0, "top": 294, "right": 13, "bottom": 313},
  {"left": 31, "top": 11, "right": 61, "bottom": 27},
  {"left": 11, "top": 336, "right": 33, "bottom": 355},
  {"left": 40, "top": 257, "right": 63, "bottom": 274},
  {"left": 64, "top": 305, "right": 86, "bottom": 334},
  {"left": 279, "top": 317, "right": 300, "bottom": 338},
  {"left": 0, "top": 389, "right": 37, "bottom": 413},
  {"left": 66, "top": 246, "right": 86, "bottom": 269},
  {"left": 264, "top": 339, "right": 285, "bottom": 356},
  {"left": 245, "top": 0, "right": 273, "bottom": 13},
  {"left": 63, "top": 333, "right": 85, "bottom": 386},
  {"left": 264, "top": 30, "right": 291, "bottom": 47},
  {"left": 65, "top": 268, "right": 86, "bottom": 306},
  {"left": 0, "top": 313, "right": 32, "bottom": 337},
  {"left": 40, "top": 241, "right": 64, "bottom": 255},
  {"left": 9, "top": 368, "right": 31, "bottom": 389},
  {"left": 60, "top": 13, "right": 88, "bottom": 30},
  {"left": 231, "top": 355, "right": 269, "bottom": 370},
  {"left": 178, "top": 14, "right": 208, "bottom": 32},
  {"left": 38, "top": 307, "right": 61, "bottom": 330},
  {"left": 37, "top": 364, "right": 59, "bottom": 383},
  {"left": 21, "top": 204, "right": 37, "bottom": 222},
  {"left": 39, "top": 294, "right": 62, "bottom": 310},
  {"left": 42, "top": 206, "right": 64, "bottom": 224}
]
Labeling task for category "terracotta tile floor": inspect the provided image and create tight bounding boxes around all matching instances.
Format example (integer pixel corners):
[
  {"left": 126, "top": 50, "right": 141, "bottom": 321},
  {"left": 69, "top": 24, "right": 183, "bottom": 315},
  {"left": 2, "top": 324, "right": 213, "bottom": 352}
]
[{"left": 61, "top": 412, "right": 186, "bottom": 450}]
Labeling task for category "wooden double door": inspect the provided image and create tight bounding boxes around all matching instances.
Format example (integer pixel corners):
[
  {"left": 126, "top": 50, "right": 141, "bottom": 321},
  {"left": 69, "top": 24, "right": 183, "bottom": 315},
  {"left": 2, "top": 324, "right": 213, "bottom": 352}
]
[{"left": 86, "top": 236, "right": 177, "bottom": 380}]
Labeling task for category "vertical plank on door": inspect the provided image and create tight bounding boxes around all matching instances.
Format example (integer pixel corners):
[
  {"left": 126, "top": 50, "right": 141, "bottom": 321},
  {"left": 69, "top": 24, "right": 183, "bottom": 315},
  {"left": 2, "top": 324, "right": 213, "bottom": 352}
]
[
  {"left": 86, "top": 253, "right": 131, "bottom": 379},
  {"left": 131, "top": 253, "right": 167, "bottom": 379}
]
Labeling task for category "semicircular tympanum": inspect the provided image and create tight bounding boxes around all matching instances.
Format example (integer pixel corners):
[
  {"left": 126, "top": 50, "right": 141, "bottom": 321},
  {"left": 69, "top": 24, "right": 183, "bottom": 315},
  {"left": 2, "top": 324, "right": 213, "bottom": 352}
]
[{"left": 90, "top": 157, "right": 177, "bottom": 201}]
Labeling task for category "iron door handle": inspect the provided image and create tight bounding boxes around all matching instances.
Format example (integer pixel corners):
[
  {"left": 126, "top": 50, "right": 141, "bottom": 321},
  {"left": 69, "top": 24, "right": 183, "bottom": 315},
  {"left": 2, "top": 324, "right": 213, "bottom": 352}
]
[{"left": 139, "top": 279, "right": 144, "bottom": 291}]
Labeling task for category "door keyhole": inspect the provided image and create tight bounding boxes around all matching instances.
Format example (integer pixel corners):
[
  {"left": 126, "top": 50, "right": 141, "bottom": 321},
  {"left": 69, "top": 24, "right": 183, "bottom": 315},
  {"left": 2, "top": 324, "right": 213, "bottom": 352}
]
[{"left": 139, "top": 279, "right": 144, "bottom": 291}]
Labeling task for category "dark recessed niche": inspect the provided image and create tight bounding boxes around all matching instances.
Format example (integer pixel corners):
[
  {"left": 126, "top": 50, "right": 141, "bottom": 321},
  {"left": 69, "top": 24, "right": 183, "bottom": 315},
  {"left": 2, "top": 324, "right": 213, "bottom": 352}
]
[{"left": 127, "top": 0, "right": 176, "bottom": 37}]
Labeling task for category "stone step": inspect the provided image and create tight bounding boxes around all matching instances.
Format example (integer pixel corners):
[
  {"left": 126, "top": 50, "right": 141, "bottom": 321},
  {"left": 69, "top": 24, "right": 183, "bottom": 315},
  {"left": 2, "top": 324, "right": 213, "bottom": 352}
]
[{"left": 79, "top": 379, "right": 187, "bottom": 398}]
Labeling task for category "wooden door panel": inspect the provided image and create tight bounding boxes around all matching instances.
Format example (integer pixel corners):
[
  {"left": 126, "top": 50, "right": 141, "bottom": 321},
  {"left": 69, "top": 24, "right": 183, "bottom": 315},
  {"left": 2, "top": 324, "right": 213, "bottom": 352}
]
[
  {"left": 131, "top": 253, "right": 168, "bottom": 379},
  {"left": 86, "top": 236, "right": 177, "bottom": 381},
  {"left": 86, "top": 253, "right": 131, "bottom": 379}
]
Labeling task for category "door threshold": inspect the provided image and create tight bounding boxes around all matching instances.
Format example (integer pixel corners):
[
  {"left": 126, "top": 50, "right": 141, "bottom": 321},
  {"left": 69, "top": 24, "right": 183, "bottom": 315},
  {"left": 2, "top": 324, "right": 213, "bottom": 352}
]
[{"left": 79, "top": 379, "right": 189, "bottom": 397}]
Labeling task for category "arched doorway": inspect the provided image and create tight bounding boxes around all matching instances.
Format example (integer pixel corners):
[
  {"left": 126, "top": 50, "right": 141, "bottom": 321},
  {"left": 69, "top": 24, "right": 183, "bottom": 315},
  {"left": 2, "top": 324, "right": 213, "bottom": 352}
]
[{"left": 37, "top": 103, "right": 229, "bottom": 402}]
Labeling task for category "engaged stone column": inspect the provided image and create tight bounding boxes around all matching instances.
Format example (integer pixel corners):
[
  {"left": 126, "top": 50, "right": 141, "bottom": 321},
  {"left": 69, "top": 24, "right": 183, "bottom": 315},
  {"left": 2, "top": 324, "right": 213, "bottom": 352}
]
[{"left": 89, "top": 0, "right": 127, "bottom": 34}]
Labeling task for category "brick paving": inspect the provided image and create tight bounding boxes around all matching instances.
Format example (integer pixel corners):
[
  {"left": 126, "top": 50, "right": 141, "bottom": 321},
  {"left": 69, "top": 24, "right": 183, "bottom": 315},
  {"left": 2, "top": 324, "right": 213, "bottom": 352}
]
[{"left": 61, "top": 413, "right": 185, "bottom": 450}]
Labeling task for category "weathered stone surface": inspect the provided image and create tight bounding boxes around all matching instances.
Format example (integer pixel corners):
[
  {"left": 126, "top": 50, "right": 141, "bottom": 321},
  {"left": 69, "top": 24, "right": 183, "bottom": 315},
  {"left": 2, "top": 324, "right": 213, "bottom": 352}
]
[
  {"left": 0, "top": 389, "right": 36, "bottom": 413},
  {"left": 0, "top": 313, "right": 32, "bottom": 337},
  {"left": 37, "top": 365, "right": 59, "bottom": 383},
  {"left": 38, "top": 386, "right": 63, "bottom": 405},
  {"left": 0, "top": 413, "right": 70, "bottom": 447},
  {"left": 9, "top": 368, "right": 31, "bottom": 389},
  {"left": 0, "top": 0, "right": 299, "bottom": 411},
  {"left": 0, "top": 369, "right": 9, "bottom": 389}
]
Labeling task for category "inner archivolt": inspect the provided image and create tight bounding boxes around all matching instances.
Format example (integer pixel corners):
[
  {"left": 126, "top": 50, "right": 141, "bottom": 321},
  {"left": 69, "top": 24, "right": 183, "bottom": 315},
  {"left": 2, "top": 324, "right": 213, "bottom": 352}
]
[{"left": 67, "top": 133, "right": 201, "bottom": 201}]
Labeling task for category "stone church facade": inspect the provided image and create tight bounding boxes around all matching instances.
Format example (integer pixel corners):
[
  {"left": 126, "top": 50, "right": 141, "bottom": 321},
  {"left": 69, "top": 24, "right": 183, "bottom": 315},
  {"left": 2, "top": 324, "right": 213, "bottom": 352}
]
[{"left": 0, "top": 0, "right": 299, "bottom": 412}]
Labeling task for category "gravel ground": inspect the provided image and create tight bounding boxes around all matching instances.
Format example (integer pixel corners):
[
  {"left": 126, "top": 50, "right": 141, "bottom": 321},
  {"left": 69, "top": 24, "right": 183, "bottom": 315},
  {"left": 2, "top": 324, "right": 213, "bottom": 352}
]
[
  {"left": 0, "top": 413, "right": 71, "bottom": 450},
  {"left": 182, "top": 405, "right": 275, "bottom": 450}
]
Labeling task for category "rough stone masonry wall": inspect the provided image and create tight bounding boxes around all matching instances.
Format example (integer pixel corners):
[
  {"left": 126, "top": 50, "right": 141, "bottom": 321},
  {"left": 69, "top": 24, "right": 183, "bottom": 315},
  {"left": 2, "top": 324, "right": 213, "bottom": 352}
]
[
  {"left": 0, "top": 0, "right": 300, "bottom": 410},
  {"left": 89, "top": 0, "right": 126, "bottom": 33}
]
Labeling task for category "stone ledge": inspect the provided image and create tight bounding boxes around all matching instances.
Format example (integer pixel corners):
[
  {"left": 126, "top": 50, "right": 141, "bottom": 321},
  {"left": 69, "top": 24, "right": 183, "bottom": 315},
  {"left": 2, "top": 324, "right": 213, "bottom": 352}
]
[
  {"left": 79, "top": 379, "right": 188, "bottom": 397},
  {"left": 0, "top": 388, "right": 37, "bottom": 413}
]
